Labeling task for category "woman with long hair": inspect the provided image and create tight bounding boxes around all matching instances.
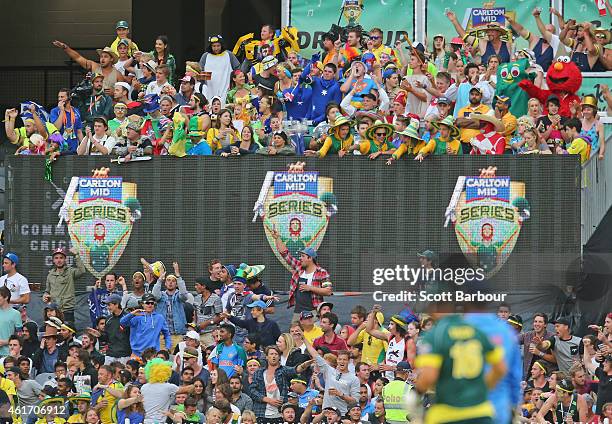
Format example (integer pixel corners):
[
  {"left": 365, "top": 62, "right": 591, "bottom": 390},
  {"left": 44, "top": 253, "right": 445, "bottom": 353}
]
[
  {"left": 218, "top": 125, "right": 258, "bottom": 156},
  {"left": 205, "top": 368, "right": 229, "bottom": 405},
  {"left": 85, "top": 408, "right": 102, "bottom": 424},
  {"left": 151, "top": 35, "right": 176, "bottom": 84},
  {"left": 226, "top": 70, "right": 255, "bottom": 105},
  {"left": 276, "top": 333, "right": 298, "bottom": 366},
  {"left": 191, "top": 378, "right": 207, "bottom": 412},
  {"left": 431, "top": 35, "right": 447, "bottom": 70},
  {"left": 117, "top": 384, "right": 145, "bottom": 424},
  {"left": 21, "top": 322, "right": 39, "bottom": 358},
  {"left": 383, "top": 68, "right": 401, "bottom": 100},
  {"left": 406, "top": 321, "right": 420, "bottom": 367},
  {"left": 206, "top": 108, "right": 239, "bottom": 153}
]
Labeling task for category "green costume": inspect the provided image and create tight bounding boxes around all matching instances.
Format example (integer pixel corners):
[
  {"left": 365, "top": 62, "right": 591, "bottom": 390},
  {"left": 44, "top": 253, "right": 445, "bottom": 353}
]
[
  {"left": 495, "top": 58, "right": 534, "bottom": 118},
  {"left": 415, "top": 314, "right": 503, "bottom": 424}
]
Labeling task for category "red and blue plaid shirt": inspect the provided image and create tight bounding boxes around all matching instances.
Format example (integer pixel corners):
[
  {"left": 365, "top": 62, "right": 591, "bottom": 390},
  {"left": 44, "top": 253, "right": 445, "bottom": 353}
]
[{"left": 281, "top": 249, "right": 332, "bottom": 308}]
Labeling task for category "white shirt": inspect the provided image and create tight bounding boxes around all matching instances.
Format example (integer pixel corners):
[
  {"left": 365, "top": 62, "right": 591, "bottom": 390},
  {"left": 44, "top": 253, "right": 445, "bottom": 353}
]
[
  {"left": 145, "top": 80, "right": 172, "bottom": 96},
  {"left": 0, "top": 272, "right": 29, "bottom": 303},
  {"left": 81, "top": 134, "right": 117, "bottom": 155}
]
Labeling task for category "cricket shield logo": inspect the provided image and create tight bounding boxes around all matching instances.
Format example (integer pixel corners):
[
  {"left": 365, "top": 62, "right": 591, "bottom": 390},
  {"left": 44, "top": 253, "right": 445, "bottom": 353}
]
[
  {"left": 59, "top": 168, "right": 142, "bottom": 278},
  {"left": 252, "top": 164, "right": 337, "bottom": 270},
  {"left": 444, "top": 167, "right": 530, "bottom": 277}
]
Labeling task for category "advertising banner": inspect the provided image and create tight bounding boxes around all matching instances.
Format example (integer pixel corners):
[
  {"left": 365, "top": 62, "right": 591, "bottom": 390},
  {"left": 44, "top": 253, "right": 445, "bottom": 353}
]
[
  {"left": 7, "top": 157, "right": 580, "bottom": 313},
  {"left": 289, "top": 0, "right": 414, "bottom": 56}
]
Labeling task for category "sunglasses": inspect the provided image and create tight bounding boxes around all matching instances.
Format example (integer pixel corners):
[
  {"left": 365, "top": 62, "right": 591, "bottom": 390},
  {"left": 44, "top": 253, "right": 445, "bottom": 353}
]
[
  {"left": 143, "top": 301, "right": 156, "bottom": 305},
  {"left": 369, "top": 36, "right": 381, "bottom": 40},
  {"left": 375, "top": 132, "right": 387, "bottom": 136}
]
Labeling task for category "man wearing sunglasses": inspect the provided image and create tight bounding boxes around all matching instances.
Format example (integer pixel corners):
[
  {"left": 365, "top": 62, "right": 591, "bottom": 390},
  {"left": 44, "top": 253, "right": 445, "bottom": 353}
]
[
  {"left": 119, "top": 292, "right": 171, "bottom": 358},
  {"left": 369, "top": 28, "right": 398, "bottom": 66}
]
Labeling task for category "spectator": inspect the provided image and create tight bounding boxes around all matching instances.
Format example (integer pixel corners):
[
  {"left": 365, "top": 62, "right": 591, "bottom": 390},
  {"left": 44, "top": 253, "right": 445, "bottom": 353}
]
[
  {"left": 535, "top": 378, "right": 588, "bottom": 423},
  {"left": 92, "top": 365, "right": 124, "bottom": 424},
  {"left": 0, "top": 253, "right": 30, "bottom": 305},
  {"left": 88, "top": 273, "right": 124, "bottom": 327},
  {"left": 210, "top": 324, "right": 247, "bottom": 379},
  {"left": 198, "top": 35, "right": 240, "bottom": 103},
  {"left": 81, "top": 73, "right": 114, "bottom": 128},
  {"left": 194, "top": 277, "right": 223, "bottom": 347},
  {"left": 145, "top": 64, "right": 172, "bottom": 96},
  {"left": 304, "top": 336, "right": 359, "bottom": 416},
  {"left": 539, "top": 317, "right": 583, "bottom": 374},
  {"left": 6, "top": 367, "right": 42, "bottom": 421},
  {"left": 121, "top": 271, "right": 150, "bottom": 310},
  {"left": 112, "top": 120, "right": 153, "bottom": 160},
  {"left": 104, "top": 294, "right": 131, "bottom": 365},
  {"left": 4, "top": 106, "right": 58, "bottom": 149},
  {"left": 119, "top": 293, "right": 171, "bottom": 358},
  {"left": 152, "top": 262, "right": 189, "bottom": 346},
  {"left": 312, "top": 313, "right": 348, "bottom": 355},
  {"left": 455, "top": 85, "right": 491, "bottom": 153},
  {"left": 256, "top": 131, "right": 296, "bottom": 156},
  {"left": 77, "top": 117, "right": 116, "bottom": 155},
  {"left": 250, "top": 345, "right": 298, "bottom": 422},
  {"left": 116, "top": 384, "right": 145, "bottom": 424},
  {"left": 580, "top": 94, "right": 605, "bottom": 159},
  {"left": 518, "top": 313, "right": 553, "bottom": 379},
  {"left": 48, "top": 88, "right": 84, "bottom": 153},
  {"left": 271, "top": 227, "right": 332, "bottom": 321},
  {"left": 45, "top": 247, "right": 86, "bottom": 325},
  {"left": 229, "top": 375, "right": 253, "bottom": 413},
  {"left": 494, "top": 95, "right": 517, "bottom": 151},
  {"left": 150, "top": 36, "right": 176, "bottom": 85},
  {"left": 556, "top": 118, "right": 590, "bottom": 163},
  {"left": 414, "top": 115, "right": 462, "bottom": 160},
  {"left": 0, "top": 287, "right": 22, "bottom": 358}
]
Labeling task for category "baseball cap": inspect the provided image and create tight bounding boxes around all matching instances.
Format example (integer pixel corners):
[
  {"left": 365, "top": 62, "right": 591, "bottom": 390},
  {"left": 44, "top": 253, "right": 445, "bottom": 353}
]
[
  {"left": 317, "top": 302, "right": 333, "bottom": 314},
  {"left": 552, "top": 317, "right": 571, "bottom": 326},
  {"left": 323, "top": 406, "right": 341, "bottom": 415},
  {"left": 298, "top": 247, "right": 318, "bottom": 260},
  {"left": 507, "top": 314, "right": 523, "bottom": 328},
  {"left": 469, "top": 86, "right": 483, "bottom": 94},
  {"left": 117, "top": 38, "right": 130, "bottom": 47},
  {"left": 417, "top": 250, "right": 436, "bottom": 260},
  {"left": 396, "top": 361, "right": 411, "bottom": 371},
  {"left": 3, "top": 252, "right": 19, "bottom": 266},
  {"left": 141, "top": 293, "right": 156, "bottom": 303},
  {"left": 185, "top": 330, "right": 200, "bottom": 341},
  {"left": 557, "top": 378, "right": 574, "bottom": 393},
  {"left": 106, "top": 294, "right": 122, "bottom": 305},
  {"left": 126, "top": 121, "right": 141, "bottom": 132},
  {"left": 195, "top": 277, "right": 221, "bottom": 291},
  {"left": 247, "top": 300, "right": 267, "bottom": 309},
  {"left": 223, "top": 264, "right": 237, "bottom": 280},
  {"left": 437, "top": 96, "right": 451, "bottom": 105},
  {"left": 115, "top": 20, "right": 129, "bottom": 29},
  {"left": 287, "top": 391, "right": 299, "bottom": 398},
  {"left": 282, "top": 403, "right": 298, "bottom": 412},
  {"left": 180, "top": 75, "right": 196, "bottom": 85},
  {"left": 183, "top": 347, "right": 199, "bottom": 359},
  {"left": 300, "top": 311, "right": 314, "bottom": 320},
  {"left": 115, "top": 81, "right": 131, "bottom": 92}
]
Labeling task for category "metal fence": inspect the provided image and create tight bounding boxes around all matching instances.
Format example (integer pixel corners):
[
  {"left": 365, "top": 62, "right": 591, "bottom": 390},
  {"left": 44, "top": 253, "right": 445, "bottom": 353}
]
[{"left": 581, "top": 121, "right": 612, "bottom": 247}]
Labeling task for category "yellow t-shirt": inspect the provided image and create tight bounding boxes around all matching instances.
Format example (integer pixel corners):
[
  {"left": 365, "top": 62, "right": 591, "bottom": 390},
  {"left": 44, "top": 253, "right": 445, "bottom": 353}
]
[
  {"left": 567, "top": 137, "right": 590, "bottom": 163},
  {"left": 457, "top": 104, "right": 491, "bottom": 144},
  {"left": 500, "top": 112, "right": 518, "bottom": 149},
  {"left": 303, "top": 325, "right": 324, "bottom": 344},
  {"left": 96, "top": 381, "right": 124, "bottom": 424},
  {"left": 12, "top": 122, "right": 59, "bottom": 147},
  {"left": 110, "top": 37, "right": 140, "bottom": 57},
  {"left": 0, "top": 377, "right": 17, "bottom": 420},
  {"left": 67, "top": 413, "right": 85, "bottom": 423},
  {"left": 35, "top": 419, "right": 66, "bottom": 424},
  {"left": 355, "top": 329, "right": 389, "bottom": 365}
]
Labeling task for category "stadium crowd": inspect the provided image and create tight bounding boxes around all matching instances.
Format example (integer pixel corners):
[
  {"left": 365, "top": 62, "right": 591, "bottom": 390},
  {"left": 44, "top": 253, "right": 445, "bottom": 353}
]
[
  {"left": 4, "top": 6, "right": 612, "bottom": 163},
  {"left": 1, "top": 3, "right": 612, "bottom": 424}
]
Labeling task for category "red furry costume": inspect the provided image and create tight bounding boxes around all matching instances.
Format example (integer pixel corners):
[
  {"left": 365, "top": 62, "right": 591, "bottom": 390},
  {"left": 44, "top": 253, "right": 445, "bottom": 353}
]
[{"left": 518, "top": 58, "right": 582, "bottom": 117}]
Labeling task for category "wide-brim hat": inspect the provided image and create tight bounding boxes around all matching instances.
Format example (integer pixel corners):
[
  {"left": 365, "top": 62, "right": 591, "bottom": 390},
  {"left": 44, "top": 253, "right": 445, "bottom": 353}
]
[
  {"left": 396, "top": 122, "right": 423, "bottom": 141},
  {"left": 243, "top": 264, "right": 265, "bottom": 280},
  {"left": 365, "top": 120, "right": 395, "bottom": 141},
  {"left": 96, "top": 46, "right": 119, "bottom": 63},
  {"left": 592, "top": 28, "right": 612, "bottom": 45},
  {"left": 581, "top": 94, "right": 598, "bottom": 109},
  {"left": 469, "top": 112, "right": 504, "bottom": 133},
  {"left": 37, "top": 397, "right": 66, "bottom": 417},
  {"left": 68, "top": 393, "right": 92, "bottom": 404},
  {"left": 327, "top": 115, "right": 353, "bottom": 134},
  {"left": 432, "top": 115, "right": 460, "bottom": 138},
  {"left": 482, "top": 22, "right": 507, "bottom": 33}
]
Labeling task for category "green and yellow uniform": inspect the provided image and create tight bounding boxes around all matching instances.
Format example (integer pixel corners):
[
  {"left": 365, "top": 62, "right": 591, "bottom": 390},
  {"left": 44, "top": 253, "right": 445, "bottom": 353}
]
[
  {"left": 392, "top": 139, "right": 426, "bottom": 159},
  {"left": 355, "top": 328, "right": 388, "bottom": 365},
  {"left": 357, "top": 138, "right": 394, "bottom": 155},
  {"left": 318, "top": 134, "right": 354, "bottom": 158},
  {"left": 415, "top": 314, "right": 503, "bottom": 424},
  {"left": 95, "top": 381, "right": 124, "bottom": 424},
  {"left": 567, "top": 137, "right": 590, "bottom": 163},
  {"left": 419, "top": 136, "right": 463, "bottom": 156},
  {"left": 12, "top": 122, "right": 59, "bottom": 147}
]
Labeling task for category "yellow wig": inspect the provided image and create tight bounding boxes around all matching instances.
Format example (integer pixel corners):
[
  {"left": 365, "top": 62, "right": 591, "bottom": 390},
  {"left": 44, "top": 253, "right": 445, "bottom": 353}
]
[{"left": 144, "top": 358, "right": 172, "bottom": 383}]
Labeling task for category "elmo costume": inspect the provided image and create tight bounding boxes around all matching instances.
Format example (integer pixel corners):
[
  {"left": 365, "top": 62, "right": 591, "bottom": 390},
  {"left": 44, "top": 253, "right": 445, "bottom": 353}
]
[{"left": 518, "top": 57, "right": 582, "bottom": 117}]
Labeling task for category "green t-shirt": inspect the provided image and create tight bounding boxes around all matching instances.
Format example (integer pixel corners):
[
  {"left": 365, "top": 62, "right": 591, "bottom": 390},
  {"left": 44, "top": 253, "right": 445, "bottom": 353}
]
[
  {"left": 0, "top": 307, "right": 22, "bottom": 356},
  {"left": 415, "top": 314, "right": 503, "bottom": 423}
]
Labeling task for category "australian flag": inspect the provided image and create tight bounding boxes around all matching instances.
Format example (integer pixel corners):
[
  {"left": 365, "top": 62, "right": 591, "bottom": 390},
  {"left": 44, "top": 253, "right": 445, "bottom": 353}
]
[{"left": 20, "top": 101, "right": 49, "bottom": 122}]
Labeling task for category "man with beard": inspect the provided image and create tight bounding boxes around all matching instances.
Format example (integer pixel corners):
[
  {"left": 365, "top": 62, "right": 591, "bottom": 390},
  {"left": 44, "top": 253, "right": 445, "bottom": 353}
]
[
  {"left": 52, "top": 41, "right": 126, "bottom": 95},
  {"left": 80, "top": 72, "right": 113, "bottom": 128},
  {"left": 4, "top": 106, "right": 59, "bottom": 149},
  {"left": 229, "top": 375, "right": 253, "bottom": 413},
  {"left": 89, "top": 273, "right": 123, "bottom": 327},
  {"left": 198, "top": 35, "right": 240, "bottom": 103},
  {"left": 45, "top": 247, "right": 86, "bottom": 325},
  {"left": 455, "top": 85, "right": 491, "bottom": 153},
  {"left": 518, "top": 313, "right": 553, "bottom": 379}
]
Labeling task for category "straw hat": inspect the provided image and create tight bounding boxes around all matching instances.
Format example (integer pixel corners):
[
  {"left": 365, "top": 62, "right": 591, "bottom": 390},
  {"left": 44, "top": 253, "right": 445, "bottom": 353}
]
[
  {"left": 365, "top": 120, "right": 395, "bottom": 140},
  {"left": 396, "top": 121, "right": 423, "bottom": 141},
  {"left": 151, "top": 261, "right": 166, "bottom": 277},
  {"left": 432, "top": 115, "right": 460, "bottom": 138},
  {"left": 327, "top": 114, "right": 353, "bottom": 134},
  {"left": 469, "top": 111, "right": 504, "bottom": 133},
  {"left": 592, "top": 28, "right": 612, "bottom": 45},
  {"left": 96, "top": 46, "right": 119, "bottom": 63}
]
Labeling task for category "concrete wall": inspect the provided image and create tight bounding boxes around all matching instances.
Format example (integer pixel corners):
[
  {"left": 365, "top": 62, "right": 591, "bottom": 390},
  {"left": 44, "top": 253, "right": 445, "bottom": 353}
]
[{"left": 1, "top": 0, "right": 133, "bottom": 66}]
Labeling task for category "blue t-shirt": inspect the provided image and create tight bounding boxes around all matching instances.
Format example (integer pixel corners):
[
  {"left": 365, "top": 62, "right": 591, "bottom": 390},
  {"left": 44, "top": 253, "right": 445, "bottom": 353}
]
[
  {"left": 213, "top": 344, "right": 242, "bottom": 378},
  {"left": 298, "top": 388, "right": 319, "bottom": 408},
  {"left": 117, "top": 408, "right": 144, "bottom": 424},
  {"left": 49, "top": 106, "right": 83, "bottom": 153}
]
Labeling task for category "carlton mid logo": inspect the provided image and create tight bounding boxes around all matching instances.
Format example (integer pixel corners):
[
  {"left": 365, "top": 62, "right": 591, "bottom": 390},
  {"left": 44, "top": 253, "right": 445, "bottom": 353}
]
[
  {"left": 444, "top": 167, "right": 530, "bottom": 277},
  {"left": 252, "top": 162, "right": 337, "bottom": 270},
  {"left": 58, "top": 168, "right": 142, "bottom": 278}
]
